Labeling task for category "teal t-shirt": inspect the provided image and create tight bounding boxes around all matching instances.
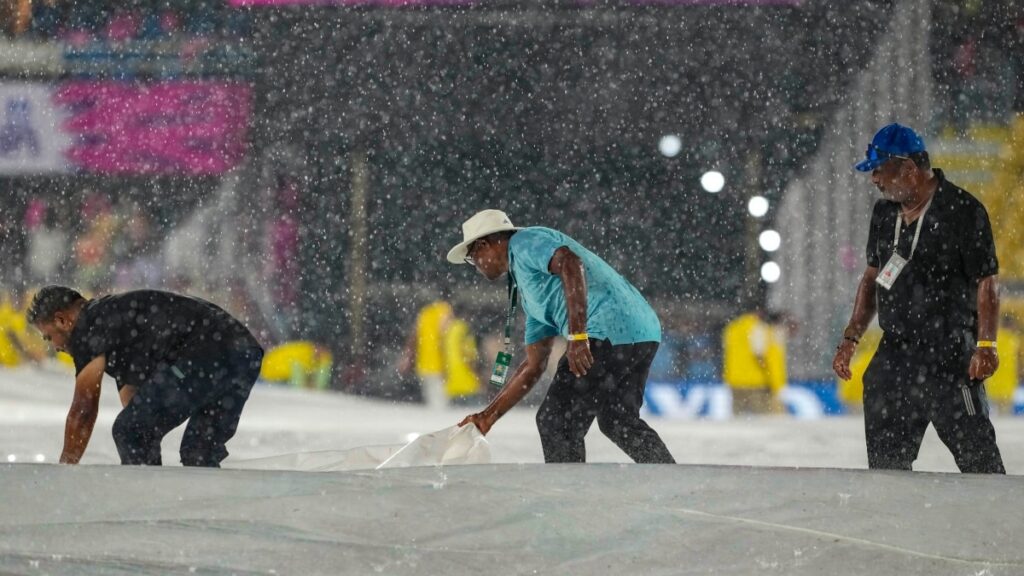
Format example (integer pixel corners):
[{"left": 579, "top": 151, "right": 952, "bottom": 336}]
[{"left": 508, "top": 227, "right": 661, "bottom": 346}]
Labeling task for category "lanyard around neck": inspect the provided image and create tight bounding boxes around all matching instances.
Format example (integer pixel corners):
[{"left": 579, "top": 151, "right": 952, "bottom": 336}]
[
  {"left": 504, "top": 260, "right": 518, "bottom": 355},
  {"left": 892, "top": 196, "right": 933, "bottom": 260}
]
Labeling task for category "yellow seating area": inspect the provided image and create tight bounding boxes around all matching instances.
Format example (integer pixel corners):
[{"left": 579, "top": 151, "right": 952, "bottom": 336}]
[
  {"left": 0, "top": 296, "right": 47, "bottom": 367},
  {"left": 931, "top": 117, "right": 1024, "bottom": 279},
  {"left": 985, "top": 117, "right": 1024, "bottom": 280},
  {"left": 260, "top": 341, "right": 333, "bottom": 390}
]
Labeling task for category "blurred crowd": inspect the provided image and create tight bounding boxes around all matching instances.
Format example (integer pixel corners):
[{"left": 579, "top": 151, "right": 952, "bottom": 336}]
[
  {"left": 1, "top": 0, "right": 250, "bottom": 42},
  {"left": 0, "top": 177, "right": 309, "bottom": 382},
  {"left": 933, "top": 1, "right": 1024, "bottom": 130},
  {"left": 0, "top": 0, "right": 254, "bottom": 79},
  {"left": 1, "top": 192, "right": 162, "bottom": 295}
]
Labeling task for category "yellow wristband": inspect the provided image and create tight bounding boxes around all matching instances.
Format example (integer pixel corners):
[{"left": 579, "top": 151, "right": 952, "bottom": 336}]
[
  {"left": 977, "top": 341, "right": 997, "bottom": 349},
  {"left": 567, "top": 333, "right": 589, "bottom": 341}
]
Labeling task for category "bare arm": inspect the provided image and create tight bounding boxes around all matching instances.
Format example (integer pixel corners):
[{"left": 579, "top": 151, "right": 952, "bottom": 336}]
[
  {"left": 970, "top": 275, "right": 1000, "bottom": 380},
  {"left": 832, "top": 267, "right": 879, "bottom": 380},
  {"left": 549, "top": 247, "right": 587, "bottom": 336},
  {"left": 459, "top": 337, "right": 555, "bottom": 435},
  {"left": 60, "top": 355, "right": 106, "bottom": 464},
  {"left": 548, "top": 247, "right": 593, "bottom": 377}
]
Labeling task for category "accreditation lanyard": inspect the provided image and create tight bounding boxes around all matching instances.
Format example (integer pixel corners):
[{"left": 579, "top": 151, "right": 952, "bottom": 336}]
[
  {"left": 876, "top": 197, "right": 932, "bottom": 291},
  {"left": 502, "top": 270, "right": 519, "bottom": 354},
  {"left": 489, "top": 269, "right": 518, "bottom": 388}
]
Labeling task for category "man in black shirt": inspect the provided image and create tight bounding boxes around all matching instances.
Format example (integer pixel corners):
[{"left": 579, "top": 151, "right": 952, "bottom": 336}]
[
  {"left": 28, "top": 286, "right": 264, "bottom": 467},
  {"left": 832, "top": 124, "right": 1004, "bottom": 473}
]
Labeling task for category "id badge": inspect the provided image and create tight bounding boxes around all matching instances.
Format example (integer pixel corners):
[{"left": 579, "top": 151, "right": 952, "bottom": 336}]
[
  {"left": 489, "top": 351, "right": 512, "bottom": 387},
  {"left": 876, "top": 252, "right": 908, "bottom": 290}
]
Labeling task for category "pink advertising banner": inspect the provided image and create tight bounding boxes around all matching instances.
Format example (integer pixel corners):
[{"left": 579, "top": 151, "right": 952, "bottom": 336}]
[{"left": 55, "top": 81, "right": 251, "bottom": 175}]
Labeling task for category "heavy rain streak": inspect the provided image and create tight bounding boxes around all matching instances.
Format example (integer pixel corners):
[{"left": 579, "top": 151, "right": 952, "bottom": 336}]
[{"left": 1, "top": 0, "right": 1024, "bottom": 574}]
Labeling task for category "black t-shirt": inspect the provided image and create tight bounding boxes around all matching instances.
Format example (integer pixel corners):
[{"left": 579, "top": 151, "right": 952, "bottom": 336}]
[
  {"left": 866, "top": 169, "right": 998, "bottom": 342},
  {"left": 67, "top": 290, "right": 261, "bottom": 390}
]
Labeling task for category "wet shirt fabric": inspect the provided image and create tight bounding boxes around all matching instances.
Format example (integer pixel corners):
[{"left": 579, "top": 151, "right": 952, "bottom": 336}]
[
  {"left": 67, "top": 290, "right": 261, "bottom": 390},
  {"left": 508, "top": 227, "right": 661, "bottom": 346},
  {"left": 866, "top": 169, "right": 998, "bottom": 343}
]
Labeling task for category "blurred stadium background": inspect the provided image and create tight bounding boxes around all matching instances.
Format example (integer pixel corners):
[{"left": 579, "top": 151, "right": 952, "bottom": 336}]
[{"left": 0, "top": 0, "right": 1021, "bottom": 417}]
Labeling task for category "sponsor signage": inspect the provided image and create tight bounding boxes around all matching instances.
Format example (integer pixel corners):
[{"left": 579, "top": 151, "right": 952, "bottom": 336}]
[
  {"left": 643, "top": 380, "right": 847, "bottom": 420},
  {"left": 0, "top": 81, "right": 251, "bottom": 175},
  {"left": 0, "top": 83, "right": 72, "bottom": 174},
  {"left": 56, "top": 81, "right": 251, "bottom": 175}
]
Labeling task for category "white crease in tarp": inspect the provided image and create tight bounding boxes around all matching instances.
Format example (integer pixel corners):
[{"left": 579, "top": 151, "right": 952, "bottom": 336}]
[{"left": 228, "top": 424, "right": 490, "bottom": 472}]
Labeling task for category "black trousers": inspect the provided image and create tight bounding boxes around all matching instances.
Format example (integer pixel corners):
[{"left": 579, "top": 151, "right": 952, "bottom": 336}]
[
  {"left": 112, "top": 346, "right": 264, "bottom": 467},
  {"left": 863, "top": 336, "right": 1004, "bottom": 474},
  {"left": 536, "top": 340, "right": 675, "bottom": 464}
]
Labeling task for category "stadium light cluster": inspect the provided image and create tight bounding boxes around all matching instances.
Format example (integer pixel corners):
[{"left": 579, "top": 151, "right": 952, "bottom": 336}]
[
  {"left": 750, "top": 199, "right": 780, "bottom": 283},
  {"left": 656, "top": 144, "right": 779, "bottom": 284}
]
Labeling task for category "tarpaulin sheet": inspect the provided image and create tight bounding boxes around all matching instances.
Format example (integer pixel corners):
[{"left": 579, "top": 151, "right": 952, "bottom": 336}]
[{"left": 231, "top": 425, "right": 490, "bottom": 472}]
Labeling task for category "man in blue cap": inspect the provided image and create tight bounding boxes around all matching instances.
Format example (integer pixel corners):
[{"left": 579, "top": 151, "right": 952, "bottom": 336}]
[{"left": 832, "top": 123, "right": 1004, "bottom": 473}]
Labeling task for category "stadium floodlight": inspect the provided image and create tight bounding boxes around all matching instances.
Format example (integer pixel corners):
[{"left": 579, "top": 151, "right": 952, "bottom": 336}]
[
  {"left": 761, "top": 261, "right": 781, "bottom": 283},
  {"left": 34, "top": 454, "right": 45, "bottom": 463},
  {"left": 759, "top": 230, "right": 781, "bottom": 252},
  {"left": 701, "top": 170, "right": 725, "bottom": 193},
  {"left": 6, "top": 454, "right": 15, "bottom": 463},
  {"left": 748, "top": 195, "right": 769, "bottom": 218},
  {"left": 659, "top": 135, "right": 682, "bottom": 158}
]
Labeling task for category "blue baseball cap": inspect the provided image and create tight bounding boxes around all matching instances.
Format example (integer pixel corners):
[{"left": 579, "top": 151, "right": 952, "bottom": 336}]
[{"left": 854, "top": 123, "right": 926, "bottom": 172}]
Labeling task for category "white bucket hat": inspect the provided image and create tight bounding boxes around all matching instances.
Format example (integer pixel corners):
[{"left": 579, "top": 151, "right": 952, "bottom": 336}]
[{"left": 446, "top": 209, "right": 520, "bottom": 264}]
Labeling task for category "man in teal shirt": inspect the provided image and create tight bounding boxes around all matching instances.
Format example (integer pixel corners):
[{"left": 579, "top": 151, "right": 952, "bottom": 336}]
[{"left": 449, "top": 209, "right": 674, "bottom": 463}]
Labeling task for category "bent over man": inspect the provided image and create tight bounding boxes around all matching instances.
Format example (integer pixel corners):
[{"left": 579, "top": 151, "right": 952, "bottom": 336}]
[
  {"left": 833, "top": 124, "right": 1004, "bottom": 473},
  {"left": 450, "top": 209, "right": 675, "bottom": 464},
  {"left": 29, "top": 286, "right": 263, "bottom": 467}
]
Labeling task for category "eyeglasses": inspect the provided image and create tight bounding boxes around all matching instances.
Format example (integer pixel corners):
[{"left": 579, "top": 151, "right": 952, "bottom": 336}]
[{"left": 865, "top": 143, "right": 910, "bottom": 165}]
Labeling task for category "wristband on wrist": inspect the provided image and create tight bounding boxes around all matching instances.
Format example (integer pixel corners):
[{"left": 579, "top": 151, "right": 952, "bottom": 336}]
[
  {"left": 567, "top": 333, "right": 589, "bottom": 342},
  {"left": 976, "top": 340, "right": 997, "bottom": 349}
]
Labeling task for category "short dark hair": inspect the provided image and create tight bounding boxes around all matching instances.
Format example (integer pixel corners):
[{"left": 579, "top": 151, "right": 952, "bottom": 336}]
[{"left": 27, "top": 286, "right": 85, "bottom": 324}]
